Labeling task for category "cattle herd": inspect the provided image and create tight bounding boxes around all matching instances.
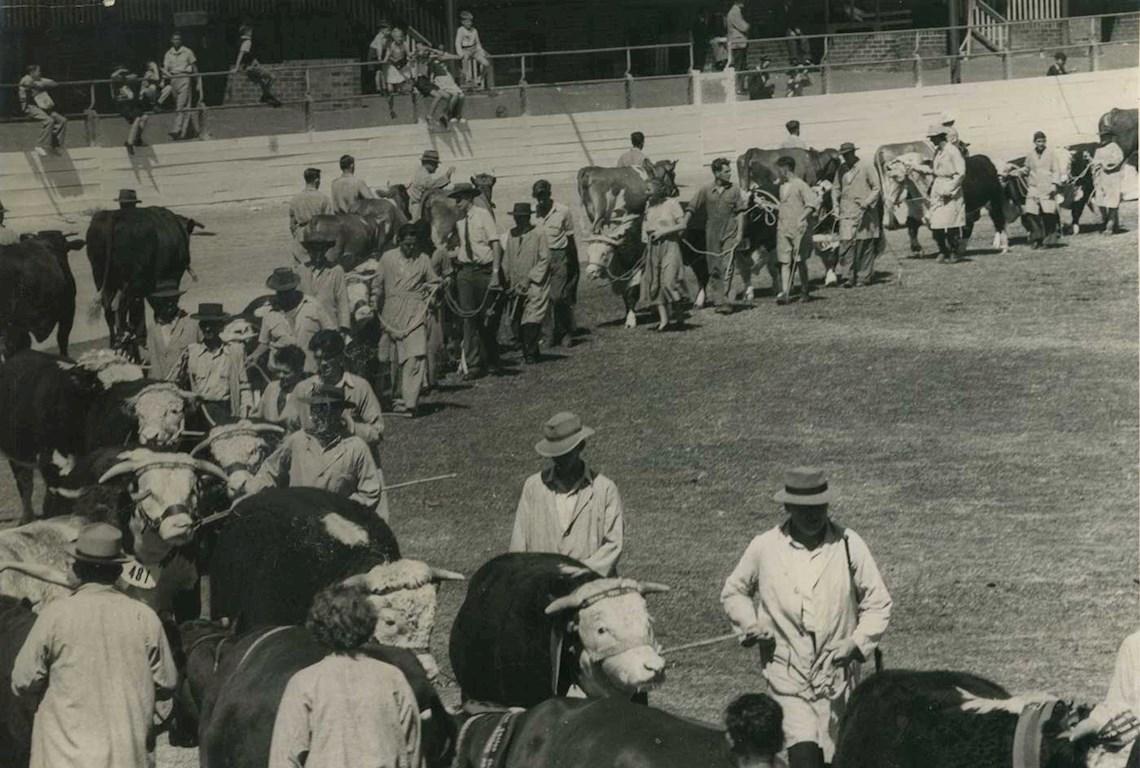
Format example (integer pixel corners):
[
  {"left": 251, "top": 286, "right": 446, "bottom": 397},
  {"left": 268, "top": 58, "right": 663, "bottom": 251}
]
[{"left": 0, "top": 105, "right": 1136, "bottom": 768}]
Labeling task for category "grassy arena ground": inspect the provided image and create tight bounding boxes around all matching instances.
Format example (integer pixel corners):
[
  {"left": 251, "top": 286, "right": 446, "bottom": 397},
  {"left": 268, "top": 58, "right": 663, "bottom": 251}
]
[{"left": 1, "top": 202, "right": 1137, "bottom": 765}]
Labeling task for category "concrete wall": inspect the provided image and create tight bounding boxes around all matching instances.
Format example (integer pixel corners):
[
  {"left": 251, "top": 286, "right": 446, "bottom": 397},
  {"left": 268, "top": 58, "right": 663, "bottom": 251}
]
[{"left": 2, "top": 67, "right": 1135, "bottom": 223}]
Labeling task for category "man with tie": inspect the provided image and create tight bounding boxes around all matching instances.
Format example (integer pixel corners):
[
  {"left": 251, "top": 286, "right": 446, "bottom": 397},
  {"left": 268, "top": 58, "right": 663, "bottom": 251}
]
[{"left": 450, "top": 182, "right": 503, "bottom": 380}]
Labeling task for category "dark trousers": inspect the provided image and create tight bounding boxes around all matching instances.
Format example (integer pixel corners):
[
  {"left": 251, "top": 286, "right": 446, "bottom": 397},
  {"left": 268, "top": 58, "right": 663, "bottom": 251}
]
[
  {"left": 456, "top": 264, "right": 499, "bottom": 372},
  {"left": 546, "top": 248, "right": 577, "bottom": 346},
  {"left": 788, "top": 742, "right": 827, "bottom": 768},
  {"left": 932, "top": 227, "right": 961, "bottom": 259},
  {"left": 731, "top": 46, "right": 748, "bottom": 71},
  {"left": 1025, "top": 213, "right": 1058, "bottom": 246},
  {"left": 837, "top": 238, "right": 877, "bottom": 285}
]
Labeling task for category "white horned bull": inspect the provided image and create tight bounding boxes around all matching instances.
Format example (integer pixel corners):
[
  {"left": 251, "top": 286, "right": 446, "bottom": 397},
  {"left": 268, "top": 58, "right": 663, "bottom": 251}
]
[
  {"left": 584, "top": 214, "right": 644, "bottom": 329},
  {"left": 448, "top": 553, "right": 670, "bottom": 707},
  {"left": 190, "top": 420, "right": 283, "bottom": 477}
]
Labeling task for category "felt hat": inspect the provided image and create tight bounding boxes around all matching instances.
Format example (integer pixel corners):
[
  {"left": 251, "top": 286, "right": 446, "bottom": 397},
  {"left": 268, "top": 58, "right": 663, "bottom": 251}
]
[
  {"left": 926, "top": 123, "right": 948, "bottom": 138},
  {"left": 67, "top": 522, "right": 129, "bottom": 564},
  {"left": 116, "top": 189, "right": 140, "bottom": 204},
  {"left": 535, "top": 412, "right": 595, "bottom": 458},
  {"left": 190, "top": 303, "right": 232, "bottom": 322},
  {"left": 510, "top": 202, "right": 533, "bottom": 217},
  {"left": 302, "top": 384, "right": 348, "bottom": 408},
  {"left": 149, "top": 279, "right": 186, "bottom": 299},
  {"left": 532, "top": 179, "right": 552, "bottom": 195},
  {"left": 266, "top": 267, "right": 301, "bottom": 292},
  {"left": 448, "top": 182, "right": 480, "bottom": 199},
  {"left": 302, "top": 226, "right": 336, "bottom": 246},
  {"left": 838, "top": 142, "right": 858, "bottom": 154},
  {"left": 421, "top": 149, "right": 441, "bottom": 163},
  {"left": 772, "top": 466, "right": 835, "bottom": 506}
]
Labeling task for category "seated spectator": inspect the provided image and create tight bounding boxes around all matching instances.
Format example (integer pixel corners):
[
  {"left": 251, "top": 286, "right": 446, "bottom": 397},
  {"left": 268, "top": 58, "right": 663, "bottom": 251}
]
[
  {"left": 786, "top": 58, "right": 812, "bottom": 97},
  {"left": 368, "top": 19, "right": 393, "bottom": 94},
  {"left": 417, "top": 48, "right": 466, "bottom": 128},
  {"left": 382, "top": 28, "right": 413, "bottom": 92},
  {"left": 747, "top": 57, "right": 775, "bottom": 100},
  {"left": 455, "top": 10, "right": 495, "bottom": 90},
  {"left": 1047, "top": 51, "right": 1068, "bottom": 76},
  {"left": 19, "top": 64, "right": 66, "bottom": 157},
  {"left": 234, "top": 23, "right": 282, "bottom": 107}
]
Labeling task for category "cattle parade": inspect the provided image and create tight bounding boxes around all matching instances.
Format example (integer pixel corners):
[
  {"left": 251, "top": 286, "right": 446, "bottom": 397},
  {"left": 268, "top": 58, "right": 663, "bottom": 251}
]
[{"left": 0, "top": 2, "right": 1139, "bottom": 767}]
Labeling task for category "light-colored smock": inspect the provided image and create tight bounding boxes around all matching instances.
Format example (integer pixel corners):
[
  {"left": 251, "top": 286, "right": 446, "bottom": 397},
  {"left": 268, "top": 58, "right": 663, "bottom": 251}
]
[
  {"left": 1092, "top": 141, "right": 1126, "bottom": 209},
  {"left": 504, "top": 226, "right": 551, "bottom": 325},
  {"left": 641, "top": 198, "right": 688, "bottom": 305},
  {"left": 928, "top": 142, "right": 966, "bottom": 230},
  {"left": 373, "top": 247, "right": 440, "bottom": 359}
]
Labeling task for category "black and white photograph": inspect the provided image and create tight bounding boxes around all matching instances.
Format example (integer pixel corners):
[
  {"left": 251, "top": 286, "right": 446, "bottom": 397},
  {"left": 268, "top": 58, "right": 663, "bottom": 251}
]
[{"left": 0, "top": 0, "right": 1138, "bottom": 766}]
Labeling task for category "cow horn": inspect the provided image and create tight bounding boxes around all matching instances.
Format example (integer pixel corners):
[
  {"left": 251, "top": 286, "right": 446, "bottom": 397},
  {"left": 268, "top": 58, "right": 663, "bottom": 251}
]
[
  {"left": 99, "top": 460, "right": 139, "bottom": 484},
  {"left": 189, "top": 436, "right": 214, "bottom": 457},
  {"left": 340, "top": 573, "right": 370, "bottom": 589},
  {"left": 428, "top": 567, "right": 465, "bottom": 582},
  {"left": 251, "top": 423, "right": 285, "bottom": 434},
  {"left": 636, "top": 581, "right": 671, "bottom": 595},
  {"left": 194, "top": 460, "right": 229, "bottom": 481},
  {"left": 47, "top": 486, "right": 85, "bottom": 499},
  {"left": 544, "top": 593, "right": 585, "bottom": 616}
]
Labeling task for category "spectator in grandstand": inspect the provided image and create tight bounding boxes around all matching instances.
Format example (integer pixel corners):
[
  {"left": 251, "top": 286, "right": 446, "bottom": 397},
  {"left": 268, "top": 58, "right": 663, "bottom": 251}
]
[
  {"left": 1046, "top": 51, "right": 1069, "bottom": 76},
  {"left": 18, "top": 64, "right": 66, "bottom": 157},
  {"left": 418, "top": 47, "right": 467, "bottom": 128},
  {"left": 455, "top": 10, "right": 495, "bottom": 90},
  {"left": 747, "top": 56, "right": 775, "bottom": 100},
  {"left": 369, "top": 18, "right": 393, "bottom": 94},
  {"left": 110, "top": 65, "right": 152, "bottom": 155},
  {"left": 786, "top": 59, "right": 812, "bottom": 97},
  {"left": 234, "top": 23, "right": 283, "bottom": 107},
  {"left": 726, "top": 0, "right": 751, "bottom": 72},
  {"left": 382, "top": 27, "right": 413, "bottom": 92},
  {"left": 163, "top": 32, "right": 203, "bottom": 141}
]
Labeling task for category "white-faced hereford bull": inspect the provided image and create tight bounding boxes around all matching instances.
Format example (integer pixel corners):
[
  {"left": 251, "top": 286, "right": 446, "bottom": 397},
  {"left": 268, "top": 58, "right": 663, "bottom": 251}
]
[
  {"left": 832, "top": 670, "right": 1131, "bottom": 768},
  {"left": 875, "top": 142, "right": 1010, "bottom": 256},
  {"left": 578, "top": 160, "right": 679, "bottom": 234},
  {"left": 448, "top": 552, "right": 669, "bottom": 707},
  {"left": 85, "top": 206, "right": 204, "bottom": 353},
  {"left": 205, "top": 487, "right": 464, "bottom": 680},
  {"left": 0, "top": 231, "right": 84, "bottom": 359},
  {"left": 0, "top": 349, "right": 196, "bottom": 524}
]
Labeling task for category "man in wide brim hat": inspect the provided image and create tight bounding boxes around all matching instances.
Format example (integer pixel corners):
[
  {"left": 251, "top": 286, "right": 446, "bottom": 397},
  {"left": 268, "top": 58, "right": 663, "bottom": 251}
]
[
  {"left": 189, "top": 303, "right": 232, "bottom": 323},
  {"left": 448, "top": 182, "right": 481, "bottom": 199},
  {"left": 510, "top": 412, "right": 624, "bottom": 577},
  {"left": 721, "top": 466, "right": 892, "bottom": 768},
  {"left": 421, "top": 149, "right": 441, "bottom": 164},
  {"left": 148, "top": 279, "right": 186, "bottom": 299},
  {"left": 66, "top": 522, "right": 130, "bottom": 564},
  {"left": 116, "top": 188, "right": 140, "bottom": 207},
  {"left": 838, "top": 141, "right": 858, "bottom": 155},
  {"left": 925, "top": 123, "right": 948, "bottom": 139},
  {"left": 266, "top": 267, "right": 302, "bottom": 292}
]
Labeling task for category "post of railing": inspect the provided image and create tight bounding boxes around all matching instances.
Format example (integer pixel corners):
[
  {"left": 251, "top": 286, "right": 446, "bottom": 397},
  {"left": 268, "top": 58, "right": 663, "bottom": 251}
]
[
  {"left": 688, "top": 42, "right": 695, "bottom": 72},
  {"left": 625, "top": 47, "right": 632, "bottom": 77},
  {"left": 519, "top": 55, "right": 529, "bottom": 115},
  {"left": 84, "top": 83, "right": 98, "bottom": 147},
  {"left": 821, "top": 60, "right": 831, "bottom": 95},
  {"left": 690, "top": 68, "right": 700, "bottom": 106},
  {"left": 303, "top": 67, "right": 314, "bottom": 132},
  {"left": 913, "top": 51, "right": 923, "bottom": 87},
  {"left": 1089, "top": 37, "right": 1100, "bottom": 71}
]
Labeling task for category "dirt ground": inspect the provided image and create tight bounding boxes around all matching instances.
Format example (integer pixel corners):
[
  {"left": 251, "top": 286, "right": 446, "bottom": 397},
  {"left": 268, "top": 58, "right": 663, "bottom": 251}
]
[{"left": 3, "top": 197, "right": 1137, "bottom": 767}]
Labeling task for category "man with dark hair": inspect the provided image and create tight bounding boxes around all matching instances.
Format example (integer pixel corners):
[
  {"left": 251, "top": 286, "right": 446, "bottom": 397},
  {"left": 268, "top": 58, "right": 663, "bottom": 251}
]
[
  {"left": 269, "top": 584, "right": 422, "bottom": 768},
  {"left": 1018, "top": 130, "right": 1064, "bottom": 248},
  {"left": 146, "top": 279, "right": 200, "bottom": 380},
  {"left": 12, "top": 523, "right": 178, "bottom": 768},
  {"left": 19, "top": 64, "right": 66, "bottom": 157},
  {"left": 254, "top": 343, "right": 307, "bottom": 427},
  {"left": 331, "top": 154, "right": 378, "bottom": 214},
  {"left": 293, "top": 329, "right": 385, "bottom": 448},
  {"left": 174, "top": 303, "right": 252, "bottom": 423},
  {"left": 1046, "top": 50, "right": 1068, "bottom": 76},
  {"left": 533, "top": 179, "right": 578, "bottom": 347},
  {"left": 289, "top": 167, "right": 331, "bottom": 245},
  {"left": 374, "top": 222, "right": 441, "bottom": 416},
  {"left": 617, "top": 131, "right": 650, "bottom": 169},
  {"left": 449, "top": 182, "right": 503, "bottom": 379},
  {"left": 774, "top": 155, "right": 817, "bottom": 304},
  {"left": 163, "top": 32, "right": 202, "bottom": 141},
  {"left": 781, "top": 120, "right": 807, "bottom": 150},
  {"left": 722, "top": 467, "right": 892, "bottom": 768},
  {"left": 688, "top": 157, "right": 749, "bottom": 311},
  {"left": 724, "top": 693, "right": 786, "bottom": 768},
  {"left": 240, "top": 385, "right": 386, "bottom": 519}
]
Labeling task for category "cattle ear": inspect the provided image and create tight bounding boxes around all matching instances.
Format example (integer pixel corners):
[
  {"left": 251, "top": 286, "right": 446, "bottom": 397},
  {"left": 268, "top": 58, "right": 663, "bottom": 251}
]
[
  {"left": 68, "top": 239, "right": 86, "bottom": 251},
  {"left": 565, "top": 619, "right": 578, "bottom": 634}
]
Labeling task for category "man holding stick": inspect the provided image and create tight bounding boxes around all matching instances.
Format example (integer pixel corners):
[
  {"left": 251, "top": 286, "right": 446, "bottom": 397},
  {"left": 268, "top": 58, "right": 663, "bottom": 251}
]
[{"left": 775, "top": 155, "right": 818, "bottom": 304}]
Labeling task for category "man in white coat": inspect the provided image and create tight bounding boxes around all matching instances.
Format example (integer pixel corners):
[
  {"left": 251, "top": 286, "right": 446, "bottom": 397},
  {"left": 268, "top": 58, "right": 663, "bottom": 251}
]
[{"left": 921, "top": 124, "right": 967, "bottom": 263}]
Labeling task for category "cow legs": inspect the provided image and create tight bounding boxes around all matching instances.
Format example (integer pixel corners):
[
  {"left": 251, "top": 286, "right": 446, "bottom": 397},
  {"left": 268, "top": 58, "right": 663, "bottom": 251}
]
[
  {"left": 906, "top": 218, "right": 923, "bottom": 256},
  {"left": 622, "top": 285, "right": 638, "bottom": 328},
  {"left": 10, "top": 460, "right": 35, "bottom": 525}
]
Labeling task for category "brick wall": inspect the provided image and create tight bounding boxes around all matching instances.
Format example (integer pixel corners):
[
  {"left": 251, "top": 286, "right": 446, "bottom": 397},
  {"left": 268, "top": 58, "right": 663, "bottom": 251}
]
[
  {"left": 225, "top": 58, "right": 363, "bottom": 111},
  {"left": 822, "top": 29, "right": 949, "bottom": 71}
]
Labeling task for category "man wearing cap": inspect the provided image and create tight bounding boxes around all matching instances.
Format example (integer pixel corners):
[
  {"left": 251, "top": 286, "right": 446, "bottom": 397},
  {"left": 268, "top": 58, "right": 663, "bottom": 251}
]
[
  {"left": 533, "top": 179, "right": 579, "bottom": 347},
  {"left": 503, "top": 202, "right": 551, "bottom": 364},
  {"left": 117, "top": 189, "right": 141, "bottom": 210},
  {"left": 293, "top": 329, "right": 385, "bottom": 448},
  {"left": 254, "top": 267, "right": 337, "bottom": 374},
  {"left": 331, "top": 155, "right": 378, "bottom": 215},
  {"left": 11, "top": 522, "right": 178, "bottom": 768},
  {"left": 0, "top": 200, "right": 18, "bottom": 246},
  {"left": 373, "top": 223, "right": 441, "bottom": 416},
  {"left": 300, "top": 229, "right": 352, "bottom": 330},
  {"left": 920, "top": 124, "right": 966, "bottom": 263},
  {"left": 1090, "top": 129, "right": 1126, "bottom": 236},
  {"left": 688, "top": 157, "right": 750, "bottom": 311},
  {"left": 781, "top": 120, "right": 808, "bottom": 150},
  {"left": 289, "top": 168, "right": 332, "bottom": 246},
  {"left": 174, "top": 303, "right": 252, "bottom": 424},
  {"left": 240, "top": 385, "right": 386, "bottom": 519},
  {"left": 721, "top": 468, "right": 892, "bottom": 768},
  {"left": 409, "top": 150, "right": 455, "bottom": 222},
  {"left": 146, "top": 279, "right": 200, "bottom": 380},
  {"left": 450, "top": 182, "right": 504, "bottom": 378},
  {"left": 833, "top": 142, "right": 881, "bottom": 288},
  {"left": 1019, "top": 130, "right": 1064, "bottom": 248},
  {"left": 509, "top": 412, "right": 624, "bottom": 577}
]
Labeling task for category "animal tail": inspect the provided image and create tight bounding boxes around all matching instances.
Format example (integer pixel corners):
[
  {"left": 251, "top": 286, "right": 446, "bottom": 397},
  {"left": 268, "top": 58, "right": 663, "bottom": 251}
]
[{"left": 577, "top": 167, "right": 595, "bottom": 226}]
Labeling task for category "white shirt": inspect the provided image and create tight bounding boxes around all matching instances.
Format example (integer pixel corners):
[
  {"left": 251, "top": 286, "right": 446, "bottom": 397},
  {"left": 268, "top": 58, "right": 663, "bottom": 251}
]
[{"left": 455, "top": 206, "right": 499, "bottom": 265}]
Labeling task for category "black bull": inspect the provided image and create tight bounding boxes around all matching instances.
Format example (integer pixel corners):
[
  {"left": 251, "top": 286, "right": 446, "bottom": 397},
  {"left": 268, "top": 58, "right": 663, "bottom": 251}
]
[
  {"left": 1002, "top": 143, "right": 1098, "bottom": 235},
  {"left": 0, "top": 231, "right": 84, "bottom": 360},
  {"left": 171, "top": 624, "right": 455, "bottom": 768},
  {"left": 832, "top": 669, "right": 1118, "bottom": 768},
  {"left": 305, "top": 196, "right": 408, "bottom": 274},
  {"left": 85, "top": 207, "right": 204, "bottom": 350},
  {"left": 1099, "top": 107, "right": 1137, "bottom": 166},
  {"left": 875, "top": 143, "right": 1008, "bottom": 256}
]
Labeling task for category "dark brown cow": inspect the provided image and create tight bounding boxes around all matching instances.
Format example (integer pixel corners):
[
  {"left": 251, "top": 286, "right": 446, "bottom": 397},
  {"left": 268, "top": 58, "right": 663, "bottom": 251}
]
[
  {"left": 421, "top": 173, "right": 498, "bottom": 249},
  {"left": 1099, "top": 107, "right": 1138, "bottom": 166},
  {"left": 307, "top": 197, "right": 408, "bottom": 273},
  {"left": 0, "top": 231, "right": 84, "bottom": 359},
  {"left": 577, "top": 160, "right": 679, "bottom": 234}
]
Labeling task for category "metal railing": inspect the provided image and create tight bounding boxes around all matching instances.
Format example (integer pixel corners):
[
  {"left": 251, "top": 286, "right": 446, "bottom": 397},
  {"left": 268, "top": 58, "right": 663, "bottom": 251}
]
[
  {"left": 0, "top": 11, "right": 1134, "bottom": 145},
  {"left": 1008, "top": 0, "right": 1063, "bottom": 20}
]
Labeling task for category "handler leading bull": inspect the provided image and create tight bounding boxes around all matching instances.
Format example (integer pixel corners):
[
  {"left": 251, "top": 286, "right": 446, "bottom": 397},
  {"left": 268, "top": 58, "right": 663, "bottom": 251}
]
[
  {"left": 919, "top": 123, "right": 967, "bottom": 264},
  {"left": 721, "top": 467, "right": 892, "bottom": 768}
]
